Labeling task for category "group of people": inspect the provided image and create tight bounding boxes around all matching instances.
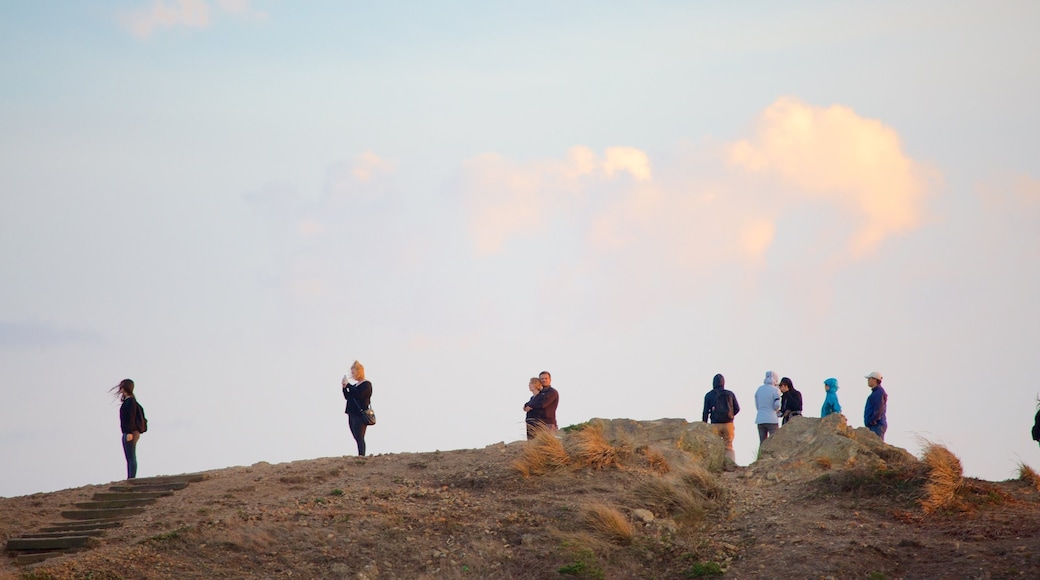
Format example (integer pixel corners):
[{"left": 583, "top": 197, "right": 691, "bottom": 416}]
[
  {"left": 523, "top": 371, "right": 560, "bottom": 439},
  {"left": 702, "top": 370, "right": 889, "bottom": 464},
  {"left": 109, "top": 364, "right": 899, "bottom": 479}
]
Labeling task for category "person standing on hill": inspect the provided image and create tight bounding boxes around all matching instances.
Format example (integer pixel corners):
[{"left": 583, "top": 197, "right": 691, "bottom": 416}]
[
  {"left": 524, "top": 371, "right": 559, "bottom": 432},
  {"left": 702, "top": 373, "right": 740, "bottom": 464},
  {"left": 754, "top": 371, "right": 782, "bottom": 443},
  {"left": 524, "top": 377, "right": 550, "bottom": 439},
  {"left": 821, "top": 377, "right": 842, "bottom": 417},
  {"left": 342, "top": 360, "right": 373, "bottom": 456},
  {"left": 864, "top": 371, "right": 888, "bottom": 441},
  {"left": 778, "top": 377, "right": 802, "bottom": 425},
  {"left": 1033, "top": 399, "right": 1040, "bottom": 448},
  {"left": 110, "top": 378, "right": 146, "bottom": 480}
]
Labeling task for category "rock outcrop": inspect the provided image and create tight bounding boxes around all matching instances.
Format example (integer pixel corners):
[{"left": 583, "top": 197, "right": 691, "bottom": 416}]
[{"left": 745, "top": 413, "right": 919, "bottom": 484}]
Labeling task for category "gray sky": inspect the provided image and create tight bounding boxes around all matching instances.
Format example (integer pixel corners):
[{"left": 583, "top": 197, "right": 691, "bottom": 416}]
[{"left": 2, "top": 0, "right": 1039, "bottom": 497}]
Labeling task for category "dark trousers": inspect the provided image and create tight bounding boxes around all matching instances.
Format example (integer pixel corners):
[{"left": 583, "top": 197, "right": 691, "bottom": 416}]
[
  {"left": 348, "top": 414, "right": 368, "bottom": 456},
  {"left": 757, "top": 423, "right": 778, "bottom": 443},
  {"left": 869, "top": 424, "right": 887, "bottom": 441},
  {"left": 122, "top": 435, "right": 138, "bottom": 479}
]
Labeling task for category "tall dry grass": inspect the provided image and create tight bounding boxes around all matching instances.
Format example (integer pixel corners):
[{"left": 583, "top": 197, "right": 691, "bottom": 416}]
[
  {"left": 568, "top": 423, "right": 632, "bottom": 469},
  {"left": 639, "top": 446, "right": 671, "bottom": 475},
  {"left": 633, "top": 465, "right": 725, "bottom": 525},
  {"left": 582, "top": 503, "right": 634, "bottom": 545},
  {"left": 513, "top": 428, "right": 571, "bottom": 477},
  {"left": 920, "top": 442, "right": 964, "bottom": 513},
  {"left": 1018, "top": 462, "right": 1040, "bottom": 492}
]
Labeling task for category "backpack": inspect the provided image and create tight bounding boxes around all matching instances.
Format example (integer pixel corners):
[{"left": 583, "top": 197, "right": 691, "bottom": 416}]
[
  {"left": 136, "top": 401, "right": 148, "bottom": 433},
  {"left": 711, "top": 390, "right": 734, "bottom": 423}
]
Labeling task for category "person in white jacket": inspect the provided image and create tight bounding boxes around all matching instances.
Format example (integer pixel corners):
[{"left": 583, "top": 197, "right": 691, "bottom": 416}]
[{"left": 754, "top": 371, "right": 782, "bottom": 444}]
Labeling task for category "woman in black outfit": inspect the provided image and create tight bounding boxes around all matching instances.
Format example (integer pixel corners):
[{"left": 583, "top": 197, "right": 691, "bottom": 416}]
[
  {"left": 779, "top": 377, "right": 803, "bottom": 426},
  {"left": 342, "top": 360, "right": 373, "bottom": 456},
  {"left": 110, "top": 378, "right": 143, "bottom": 479}
]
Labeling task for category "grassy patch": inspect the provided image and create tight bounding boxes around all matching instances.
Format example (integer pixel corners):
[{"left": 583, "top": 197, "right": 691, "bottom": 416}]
[
  {"left": 581, "top": 504, "right": 634, "bottom": 545},
  {"left": 568, "top": 423, "right": 632, "bottom": 470},
  {"left": 920, "top": 442, "right": 963, "bottom": 513},
  {"left": 513, "top": 428, "right": 571, "bottom": 477},
  {"left": 143, "top": 526, "right": 193, "bottom": 544},
  {"left": 684, "top": 561, "right": 724, "bottom": 577},
  {"left": 1018, "top": 462, "right": 1040, "bottom": 492}
]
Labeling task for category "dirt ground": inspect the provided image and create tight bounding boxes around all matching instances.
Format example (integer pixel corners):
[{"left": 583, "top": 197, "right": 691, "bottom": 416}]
[{"left": 3, "top": 436, "right": 1040, "bottom": 579}]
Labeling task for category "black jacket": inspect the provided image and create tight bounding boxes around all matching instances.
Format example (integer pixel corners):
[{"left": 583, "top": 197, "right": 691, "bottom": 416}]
[
  {"left": 525, "top": 386, "right": 559, "bottom": 427},
  {"left": 343, "top": 381, "right": 373, "bottom": 416},
  {"left": 702, "top": 374, "right": 739, "bottom": 424},
  {"left": 1032, "top": 409, "right": 1040, "bottom": 442},
  {"left": 119, "top": 397, "right": 142, "bottom": 434},
  {"left": 781, "top": 388, "right": 803, "bottom": 417}
]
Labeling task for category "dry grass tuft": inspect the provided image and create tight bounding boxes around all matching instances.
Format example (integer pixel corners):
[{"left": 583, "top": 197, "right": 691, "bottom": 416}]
[
  {"left": 639, "top": 446, "right": 671, "bottom": 475},
  {"left": 582, "top": 503, "right": 634, "bottom": 545},
  {"left": 633, "top": 465, "right": 725, "bottom": 526},
  {"left": 512, "top": 428, "right": 571, "bottom": 477},
  {"left": 920, "top": 442, "right": 964, "bottom": 513},
  {"left": 680, "top": 464, "right": 727, "bottom": 502},
  {"left": 569, "top": 423, "right": 631, "bottom": 469},
  {"left": 1018, "top": 462, "right": 1040, "bottom": 492},
  {"left": 814, "top": 457, "right": 832, "bottom": 470}
]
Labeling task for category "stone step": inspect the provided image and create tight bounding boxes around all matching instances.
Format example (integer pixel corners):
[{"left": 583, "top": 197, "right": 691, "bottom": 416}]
[
  {"left": 16, "top": 552, "right": 65, "bottom": 565},
  {"left": 6, "top": 536, "right": 92, "bottom": 551},
  {"left": 109, "top": 482, "right": 187, "bottom": 492},
  {"left": 127, "top": 473, "right": 205, "bottom": 485},
  {"left": 19, "top": 530, "right": 106, "bottom": 539},
  {"left": 74, "top": 498, "right": 157, "bottom": 510},
  {"left": 93, "top": 490, "right": 173, "bottom": 501},
  {"left": 40, "top": 520, "right": 123, "bottom": 533},
  {"left": 61, "top": 507, "right": 145, "bottom": 520}
]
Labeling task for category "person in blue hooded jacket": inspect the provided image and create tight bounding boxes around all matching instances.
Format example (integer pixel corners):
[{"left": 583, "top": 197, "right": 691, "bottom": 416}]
[{"left": 821, "top": 377, "right": 842, "bottom": 417}]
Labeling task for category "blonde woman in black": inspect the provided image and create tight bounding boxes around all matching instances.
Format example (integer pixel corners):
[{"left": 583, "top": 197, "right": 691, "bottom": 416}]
[{"left": 341, "top": 361, "right": 373, "bottom": 456}]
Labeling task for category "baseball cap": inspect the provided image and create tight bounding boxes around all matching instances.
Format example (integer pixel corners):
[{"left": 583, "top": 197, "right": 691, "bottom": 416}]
[{"left": 865, "top": 371, "right": 883, "bottom": 380}]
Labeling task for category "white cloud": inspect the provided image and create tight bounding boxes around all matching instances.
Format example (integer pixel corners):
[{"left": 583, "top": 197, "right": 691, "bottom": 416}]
[
  {"left": 727, "top": 97, "right": 938, "bottom": 255},
  {"left": 463, "top": 146, "right": 655, "bottom": 255}
]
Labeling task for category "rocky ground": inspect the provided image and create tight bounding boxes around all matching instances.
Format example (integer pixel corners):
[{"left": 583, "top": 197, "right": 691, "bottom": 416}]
[{"left": 3, "top": 417, "right": 1039, "bottom": 579}]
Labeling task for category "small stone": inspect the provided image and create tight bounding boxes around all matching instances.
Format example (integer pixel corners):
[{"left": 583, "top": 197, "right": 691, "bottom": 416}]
[{"left": 632, "top": 509, "right": 655, "bottom": 523}]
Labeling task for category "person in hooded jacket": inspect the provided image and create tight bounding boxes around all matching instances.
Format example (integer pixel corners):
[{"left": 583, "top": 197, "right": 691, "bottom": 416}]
[
  {"left": 821, "top": 377, "right": 842, "bottom": 417},
  {"left": 754, "top": 371, "right": 782, "bottom": 443},
  {"left": 702, "top": 373, "right": 740, "bottom": 464},
  {"left": 778, "top": 377, "right": 802, "bottom": 425}
]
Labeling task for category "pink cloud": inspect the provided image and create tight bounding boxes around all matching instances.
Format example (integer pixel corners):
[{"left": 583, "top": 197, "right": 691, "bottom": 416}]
[
  {"left": 123, "top": 0, "right": 266, "bottom": 39},
  {"left": 728, "top": 97, "right": 938, "bottom": 255}
]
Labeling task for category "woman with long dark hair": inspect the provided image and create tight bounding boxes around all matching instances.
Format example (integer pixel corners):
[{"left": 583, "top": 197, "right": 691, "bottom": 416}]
[
  {"left": 109, "top": 379, "right": 144, "bottom": 479},
  {"left": 341, "top": 361, "right": 373, "bottom": 456}
]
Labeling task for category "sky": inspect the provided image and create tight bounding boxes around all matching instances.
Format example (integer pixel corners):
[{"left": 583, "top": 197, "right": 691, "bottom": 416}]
[{"left": 2, "top": 0, "right": 1039, "bottom": 498}]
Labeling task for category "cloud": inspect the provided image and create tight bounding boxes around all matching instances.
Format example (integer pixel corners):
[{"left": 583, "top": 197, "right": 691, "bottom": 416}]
[
  {"left": 325, "top": 151, "right": 397, "bottom": 204},
  {"left": 125, "top": 0, "right": 211, "bottom": 38},
  {"left": 727, "top": 97, "right": 937, "bottom": 255},
  {"left": 123, "top": 0, "right": 266, "bottom": 39},
  {"left": 463, "top": 146, "right": 653, "bottom": 255}
]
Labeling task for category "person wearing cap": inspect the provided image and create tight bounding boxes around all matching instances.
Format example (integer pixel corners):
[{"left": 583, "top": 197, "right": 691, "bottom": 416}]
[
  {"left": 821, "top": 378, "right": 842, "bottom": 417},
  {"left": 754, "top": 371, "right": 782, "bottom": 443},
  {"left": 864, "top": 371, "right": 888, "bottom": 441}
]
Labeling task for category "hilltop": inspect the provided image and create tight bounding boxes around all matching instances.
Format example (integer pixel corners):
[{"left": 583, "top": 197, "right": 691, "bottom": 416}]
[{"left": 3, "top": 417, "right": 1040, "bottom": 579}]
